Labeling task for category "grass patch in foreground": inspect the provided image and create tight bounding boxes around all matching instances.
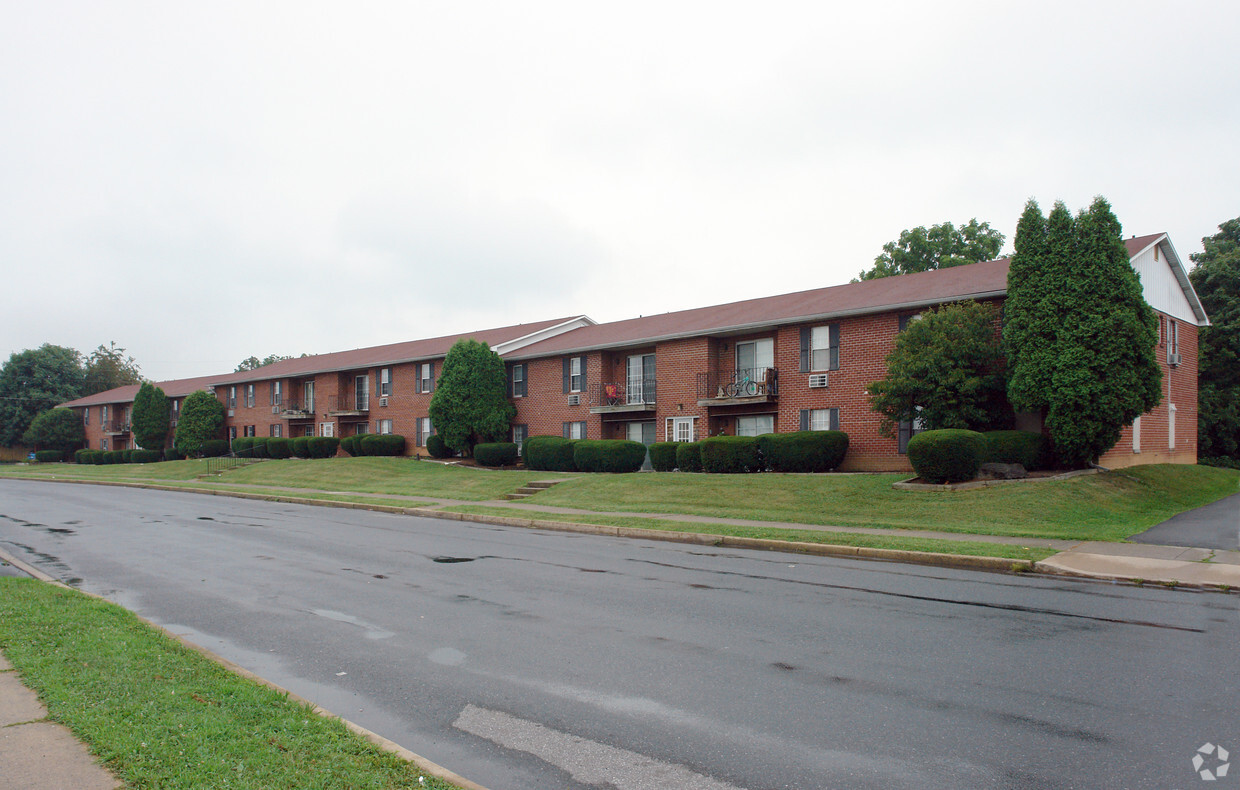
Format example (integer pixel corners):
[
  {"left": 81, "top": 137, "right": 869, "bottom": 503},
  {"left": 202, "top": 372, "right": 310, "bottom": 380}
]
[
  {"left": 442, "top": 505, "right": 1058, "bottom": 562},
  {"left": 0, "top": 579, "right": 462, "bottom": 789}
]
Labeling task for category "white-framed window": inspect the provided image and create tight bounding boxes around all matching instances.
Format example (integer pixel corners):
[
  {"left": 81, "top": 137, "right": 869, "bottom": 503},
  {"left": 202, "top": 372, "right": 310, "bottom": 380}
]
[
  {"left": 270, "top": 424, "right": 282, "bottom": 438},
  {"left": 1132, "top": 416, "right": 1141, "bottom": 453},
  {"left": 303, "top": 425, "right": 314, "bottom": 437},
  {"left": 228, "top": 426, "right": 237, "bottom": 441},
  {"left": 419, "top": 363, "right": 434, "bottom": 393},
  {"left": 512, "top": 424, "right": 528, "bottom": 455},
  {"left": 271, "top": 381, "right": 282, "bottom": 406},
  {"left": 570, "top": 357, "right": 583, "bottom": 392},
  {"left": 83, "top": 408, "right": 89, "bottom": 426},
  {"left": 101, "top": 438, "right": 108, "bottom": 450},
  {"left": 228, "top": 386, "right": 237, "bottom": 409},
  {"left": 417, "top": 417, "right": 434, "bottom": 446},
  {"left": 378, "top": 419, "right": 393, "bottom": 435},
  {"left": 1169, "top": 404, "right": 1177, "bottom": 450},
  {"left": 320, "top": 422, "right": 335, "bottom": 438},
  {"left": 736, "top": 339, "right": 774, "bottom": 381},
  {"left": 626, "top": 354, "right": 655, "bottom": 404},
  {"left": 303, "top": 381, "right": 315, "bottom": 413},
  {"left": 801, "top": 324, "right": 840, "bottom": 372},
  {"left": 244, "top": 425, "right": 256, "bottom": 437},
  {"left": 171, "top": 399, "right": 180, "bottom": 417},
  {"left": 736, "top": 415, "right": 774, "bottom": 436},
  {"left": 355, "top": 423, "right": 369, "bottom": 436},
  {"left": 245, "top": 384, "right": 255, "bottom": 408},
  {"left": 1169, "top": 320, "right": 1179, "bottom": 356},
  {"left": 562, "top": 421, "right": 586, "bottom": 439},
  {"left": 101, "top": 405, "right": 108, "bottom": 423},
  {"left": 803, "top": 408, "right": 840, "bottom": 432},
  {"left": 379, "top": 368, "right": 391, "bottom": 397},
  {"left": 510, "top": 364, "right": 526, "bottom": 398},
  {"left": 666, "top": 416, "right": 696, "bottom": 442}
]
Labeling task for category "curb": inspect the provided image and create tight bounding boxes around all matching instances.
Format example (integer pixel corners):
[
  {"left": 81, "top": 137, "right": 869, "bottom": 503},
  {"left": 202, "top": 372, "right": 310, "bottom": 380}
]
[{"left": 0, "top": 544, "right": 491, "bottom": 790}]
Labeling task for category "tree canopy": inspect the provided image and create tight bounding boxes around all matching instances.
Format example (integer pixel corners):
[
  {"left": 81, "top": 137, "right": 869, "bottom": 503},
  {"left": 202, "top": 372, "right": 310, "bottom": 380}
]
[
  {"left": 1004, "top": 198, "right": 1160, "bottom": 467},
  {"left": 235, "top": 354, "right": 295, "bottom": 372},
  {"left": 173, "top": 390, "right": 225, "bottom": 457},
  {"left": 131, "top": 382, "right": 171, "bottom": 451},
  {"left": 22, "top": 408, "right": 85, "bottom": 455},
  {"left": 1189, "top": 215, "right": 1240, "bottom": 460},
  {"left": 428, "top": 339, "right": 515, "bottom": 456},
  {"left": 855, "top": 219, "right": 1005, "bottom": 281},
  {"left": 868, "top": 301, "right": 1010, "bottom": 436},
  {"left": 0, "top": 344, "right": 86, "bottom": 446},
  {"left": 83, "top": 341, "right": 143, "bottom": 396}
]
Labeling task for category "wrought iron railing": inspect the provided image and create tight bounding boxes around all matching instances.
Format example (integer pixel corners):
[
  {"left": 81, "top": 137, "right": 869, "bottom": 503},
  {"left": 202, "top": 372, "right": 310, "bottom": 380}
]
[
  {"left": 104, "top": 421, "right": 131, "bottom": 433},
  {"left": 281, "top": 400, "right": 314, "bottom": 416},
  {"left": 329, "top": 395, "right": 369, "bottom": 413},
  {"left": 590, "top": 378, "right": 657, "bottom": 406},
  {"left": 205, "top": 454, "right": 263, "bottom": 475},
  {"left": 697, "top": 368, "right": 779, "bottom": 399}
]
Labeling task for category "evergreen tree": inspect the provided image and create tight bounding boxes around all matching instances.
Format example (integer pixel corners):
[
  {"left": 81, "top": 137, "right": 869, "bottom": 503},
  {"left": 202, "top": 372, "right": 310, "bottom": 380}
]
[
  {"left": 173, "top": 390, "right": 225, "bottom": 457},
  {"left": 131, "top": 382, "right": 170, "bottom": 451},
  {"left": 1003, "top": 200, "right": 1051, "bottom": 410},
  {"left": 1189, "top": 216, "right": 1240, "bottom": 460},
  {"left": 428, "top": 339, "right": 515, "bottom": 456}
]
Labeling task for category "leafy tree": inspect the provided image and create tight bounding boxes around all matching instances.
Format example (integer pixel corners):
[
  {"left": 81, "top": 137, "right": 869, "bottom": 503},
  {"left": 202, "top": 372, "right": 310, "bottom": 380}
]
[
  {"left": 868, "top": 301, "right": 1010, "bottom": 436},
  {"left": 131, "top": 382, "right": 170, "bottom": 451},
  {"left": 0, "top": 344, "right": 86, "bottom": 446},
  {"left": 428, "top": 339, "right": 515, "bottom": 456},
  {"left": 235, "top": 354, "right": 295, "bottom": 372},
  {"left": 1004, "top": 198, "right": 1160, "bottom": 467},
  {"left": 22, "top": 408, "right": 85, "bottom": 455},
  {"left": 83, "top": 341, "right": 143, "bottom": 396},
  {"left": 173, "top": 390, "right": 225, "bottom": 457},
  {"left": 855, "top": 219, "right": 1005, "bottom": 281},
  {"left": 1189, "top": 216, "right": 1240, "bottom": 460}
]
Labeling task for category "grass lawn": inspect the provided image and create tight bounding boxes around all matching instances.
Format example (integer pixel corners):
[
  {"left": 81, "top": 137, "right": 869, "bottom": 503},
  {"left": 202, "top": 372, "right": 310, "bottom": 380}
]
[
  {"left": 0, "top": 578, "right": 463, "bottom": 789},
  {"left": 442, "top": 505, "right": 1058, "bottom": 562}
]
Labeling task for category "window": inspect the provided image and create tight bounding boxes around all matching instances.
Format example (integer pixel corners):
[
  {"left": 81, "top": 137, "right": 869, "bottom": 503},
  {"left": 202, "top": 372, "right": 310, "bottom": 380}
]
[
  {"left": 271, "top": 381, "right": 282, "bottom": 406},
  {"left": 355, "top": 375, "right": 369, "bottom": 409},
  {"left": 562, "top": 421, "right": 586, "bottom": 439},
  {"left": 101, "top": 438, "right": 108, "bottom": 450},
  {"left": 1169, "top": 320, "right": 1179, "bottom": 356},
  {"left": 898, "top": 407, "right": 926, "bottom": 454},
  {"left": 303, "top": 426, "right": 314, "bottom": 437},
  {"left": 355, "top": 423, "right": 369, "bottom": 436},
  {"left": 101, "top": 405, "right": 108, "bottom": 424},
  {"left": 736, "top": 415, "right": 774, "bottom": 436},
  {"left": 736, "top": 340, "right": 773, "bottom": 381},
  {"left": 245, "top": 384, "right": 255, "bottom": 408},
  {"left": 83, "top": 408, "right": 89, "bottom": 425},
  {"left": 269, "top": 424, "right": 282, "bottom": 438},
  {"left": 228, "top": 386, "right": 237, "bottom": 409},
  {"left": 801, "top": 408, "right": 840, "bottom": 432},
  {"left": 416, "top": 417, "right": 434, "bottom": 446},
  {"left": 303, "top": 381, "right": 315, "bottom": 413},
  {"left": 562, "top": 356, "right": 586, "bottom": 394},
  {"left": 1132, "top": 416, "right": 1141, "bottom": 453},
  {"left": 510, "top": 364, "right": 527, "bottom": 398},
  {"left": 171, "top": 399, "right": 180, "bottom": 417},
  {"left": 666, "top": 416, "right": 696, "bottom": 442},
  {"left": 379, "top": 368, "right": 391, "bottom": 397},
  {"left": 418, "top": 363, "right": 434, "bottom": 394},
  {"left": 244, "top": 425, "right": 256, "bottom": 437},
  {"left": 627, "top": 354, "right": 655, "bottom": 404},
  {"left": 799, "top": 324, "right": 840, "bottom": 372},
  {"left": 228, "top": 426, "right": 237, "bottom": 441},
  {"left": 320, "top": 422, "right": 335, "bottom": 438},
  {"left": 512, "top": 424, "right": 528, "bottom": 455},
  {"left": 378, "top": 419, "right": 393, "bottom": 435}
]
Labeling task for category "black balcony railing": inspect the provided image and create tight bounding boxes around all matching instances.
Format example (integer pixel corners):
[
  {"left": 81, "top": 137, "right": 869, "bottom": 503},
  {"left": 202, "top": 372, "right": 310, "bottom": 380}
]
[
  {"left": 281, "top": 400, "right": 314, "bottom": 416},
  {"left": 104, "top": 421, "right": 131, "bottom": 434},
  {"left": 697, "top": 368, "right": 779, "bottom": 400},
  {"left": 329, "top": 395, "right": 369, "bottom": 413},
  {"left": 590, "top": 378, "right": 657, "bottom": 407}
]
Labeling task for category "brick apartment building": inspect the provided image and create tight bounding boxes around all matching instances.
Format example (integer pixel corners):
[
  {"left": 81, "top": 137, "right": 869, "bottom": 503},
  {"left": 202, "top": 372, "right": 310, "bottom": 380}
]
[{"left": 61, "top": 233, "right": 1207, "bottom": 471}]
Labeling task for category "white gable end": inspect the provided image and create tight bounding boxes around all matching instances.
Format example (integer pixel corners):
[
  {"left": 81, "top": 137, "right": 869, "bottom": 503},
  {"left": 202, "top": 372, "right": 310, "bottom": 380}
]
[{"left": 1129, "top": 236, "right": 1208, "bottom": 326}]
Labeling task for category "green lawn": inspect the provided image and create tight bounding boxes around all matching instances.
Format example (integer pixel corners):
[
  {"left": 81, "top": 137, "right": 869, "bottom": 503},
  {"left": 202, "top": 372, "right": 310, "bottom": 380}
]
[{"left": 0, "top": 579, "right": 463, "bottom": 789}]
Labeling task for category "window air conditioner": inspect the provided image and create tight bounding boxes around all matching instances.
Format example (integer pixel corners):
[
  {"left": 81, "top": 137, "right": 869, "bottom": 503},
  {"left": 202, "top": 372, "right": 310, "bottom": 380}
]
[
  {"left": 568, "top": 394, "right": 581, "bottom": 405},
  {"left": 379, "top": 397, "right": 389, "bottom": 407},
  {"left": 1168, "top": 353, "right": 1182, "bottom": 366},
  {"left": 808, "top": 373, "right": 829, "bottom": 388},
  {"left": 227, "top": 409, "right": 235, "bottom": 417}
]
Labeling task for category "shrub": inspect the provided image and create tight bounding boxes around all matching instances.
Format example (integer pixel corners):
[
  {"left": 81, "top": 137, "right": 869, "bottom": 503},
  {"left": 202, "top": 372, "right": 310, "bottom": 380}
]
[
  {"left": 164, "top": 446, "right": 184, "bottom": 462},
  {"left": 758, "top": 431, "right": 849, "bottom": 473},
  {"left": 360, "top": 434, "right": 406, "bottom": 457},
  {"left": 74, "top": 449, "right": 91, "bottom": 464},
  {"left": 23, "top": 408, "right": 85, "bottom": 457},
  {"left": 231, "top": 437, "right": 254, "bottom": 457},
  {"left": 474, "top": 442, "right": 519, "bottom": 467},
  {"left": 34, "top": 449, "right": 63, "bottom": 462},
  {"left": 91, "top": 451, "right": 107, "bottom": 465},
  {"left": 983, "top": 430, "right": 1051, "bottom": 470},
  {"left": 907, "top": 429, "right": 987, "bottom": 484},
  {"left": 675, "top": 442, "right": 703, "bottom": 472},
  {"left": 700, "top": 436, "right": 762, "bottom": 473},
  {"left": 426, "top": 434, "right": 451, "bottom": 458},
  {"left": 104, "top": 450, "right": 124, "bottom": 464},
  {"left": 130, "top": 449, "right": 162, "bottom": 464},
  {"left": 1200, "top": 456, "right": 1240, "bottom": 470},
  {"left": 523, "top": 436, "right": 578, "bottom": 472},
  {"left": 267, "top": 437, "right": 292, "bottom": 459},
  {"left": 573, "top": 439, "right": 647, "bottom": 473},
  {"left": 650, "top": 442, "right": 678, "bottom": 472},
  {"left": 121, "top": 449, "right": 135, "bottom": 463},
  {"left": 174, "top": 390, "right": 225, "bottom": 457},
  {"left": 307, "top": 436, "right": 340, "bottom": 459},
  {"left": 340, "top": 435, "right": 362, "bottom": 457},
  {"left": 291, "top": 437, "right": 311, "bottom": 459},
  {"left": 200, "top": 439, "right": 229, "bottom": 458}
]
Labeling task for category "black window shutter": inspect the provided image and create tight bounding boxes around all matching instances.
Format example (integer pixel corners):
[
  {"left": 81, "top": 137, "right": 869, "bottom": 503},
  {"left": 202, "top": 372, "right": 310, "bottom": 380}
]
[
  {"left": 799, "top": 327, "right": 810, "bottom": 372},
  {"left": 829, "top": 324, "right": 840, "bottom": 370},
  {"left": 562, "top": 422, "right": 570, "bottom": 438},
  {"left": 428, "top": 362, "right": 435, "bottom": 393},
  {"left": 415, "top": 418, "right": 422, "bottom": 447},
  {"left": 562, "top": 358, "right": 571, "bottom": 394},
  {"left": 580, "top": 357, "right": 587, "bottom": 393},
  {"left": 799, "top": 409, "right": 809, "bottom": 431},
  {"left": 830, "top": 408, "right": 840, "bottom": 431},
  {"left": 507, "top": 365, "right": 515, "bottom": 396}
]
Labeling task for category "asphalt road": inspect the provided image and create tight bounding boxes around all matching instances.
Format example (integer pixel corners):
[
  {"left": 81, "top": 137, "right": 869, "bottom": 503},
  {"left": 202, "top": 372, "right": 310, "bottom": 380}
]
[
  {"left": 1131, "top": 491, "right": 1240, "bottom": 550},
  {"left": 1, "top": 479, "right": 1237, "bottom": 790}
]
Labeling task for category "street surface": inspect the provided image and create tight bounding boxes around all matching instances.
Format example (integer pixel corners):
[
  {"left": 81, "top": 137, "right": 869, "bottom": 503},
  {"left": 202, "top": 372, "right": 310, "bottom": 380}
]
[{"left": 1, "top": 479, "right": 1237, "bottom": 789}]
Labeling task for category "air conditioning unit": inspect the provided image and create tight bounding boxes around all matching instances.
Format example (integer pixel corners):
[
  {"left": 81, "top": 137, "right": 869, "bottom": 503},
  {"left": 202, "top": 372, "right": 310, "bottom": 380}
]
[
  {"left": 808, "top": 373, "right": 829, "bottom": 388},
  {"left": 1168, "top": 353, "right": 1182, "bottom": 367},
  {"left": 379, "top": 397, "right": 389, "bottom": 407},
  {"left": 567, "top": 394, "right": 581, "bottom": 406},
  {"left": 227, "top": 409, "right": 235, "bottom": 417},
  {"left": 272, "top": 406, "right": 280, "bottom": 414}
]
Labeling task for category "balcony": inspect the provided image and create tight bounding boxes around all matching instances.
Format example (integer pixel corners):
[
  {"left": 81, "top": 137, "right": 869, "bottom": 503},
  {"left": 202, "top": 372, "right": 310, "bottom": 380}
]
[
  {"left": 589, "top": 379, "right": 657, "bottom": 414},
  {"left": 697, "top": 368, "right": 779, "bottom": 407},
  {"left": 279, "top": 399, "right": 315, "bottom": 419},
  {"left": 103, "top": 421, "right": 131, "bottom": 435},
  {"left": 327, "top": 395, "right": 369, "bottom": 417}
]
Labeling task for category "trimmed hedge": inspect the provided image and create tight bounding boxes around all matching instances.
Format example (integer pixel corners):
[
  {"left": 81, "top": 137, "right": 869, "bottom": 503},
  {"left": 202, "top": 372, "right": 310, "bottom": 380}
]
[
  {"left": 164, "top": 446, "right": 184, "bottom": 461},
  {"left": 34, "top": 450, "right": 63, "bottom": 462},
  {"left": 74, "top": 449, "right": 92, "bottom": 464},
  {"left": 426, "top": 434, "right": 451, "bottom": 459},
  {"left": 130, "top": 449, "right": 162, "bottom": 464},
  {"left": 675, "top": 441, "right": 703, "bottom": 472},
  {"left": 907, "top": 429, "right": 986, "bottom": 484},
  {"left": 983, "top": 430, "right": 1050, "bottom": 471},
  {"left": 758, "top": 431, "right": 849, "bottom": 473},
  {"left": 291, "top": 437, "right": 311, "bottom": 459},
  {"left": 474, "top": 442, "right": 519, "bottom": 467},
  {"left": 360, "top": 434, "right": 406, "bottom": 457},
  {"left": 231, "top": 437, "right": 253, "bottom": 457},
  {"left": 523, "top": 436, "right": 577, "bottom": 472},
  {"left": 121, "top": 449, "right": 134, "bottom": 463},
  {"left": 267, "top": 437, "right": 292, "bottom": 459},
  {"left": 306, "top": 436, "right": 340, "bottom": 459},
  {"left": 650, "top": 442, "right": 678, "bottom": 472},
  {"left": 340, "top": 435, "right": 362, "bottom": 457},
  {"left": 91, "top": 451, "right": 107, "bottom": 465},
  {"left": 200, "top": 439, "right": 229, "bottom": 458},
  {"left": 573, "top": 439, "right": 647, "bottom": 473},
  {"left": 104, "top": 450, "right": 124, "bottom": 464},
  {"left": 700, "top": 436, "right": 762, "bottom": 473}
]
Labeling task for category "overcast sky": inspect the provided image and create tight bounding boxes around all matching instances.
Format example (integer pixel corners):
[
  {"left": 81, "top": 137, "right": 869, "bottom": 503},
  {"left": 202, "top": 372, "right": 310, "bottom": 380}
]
[{"left": 3, "top": 1, "right": 1237, "bottom": 382}]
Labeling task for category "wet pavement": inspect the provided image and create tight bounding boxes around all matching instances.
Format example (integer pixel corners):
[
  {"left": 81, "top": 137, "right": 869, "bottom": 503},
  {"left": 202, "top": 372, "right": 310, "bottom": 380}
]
[{"left": 1130, "top": 492, "right": 1240, "bottom": 550}]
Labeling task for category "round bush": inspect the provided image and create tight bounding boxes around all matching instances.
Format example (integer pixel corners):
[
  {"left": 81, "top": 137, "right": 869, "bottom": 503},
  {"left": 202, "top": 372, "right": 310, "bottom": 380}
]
[
  {"left": 34, "top": 449, "right": 63, "bottom": 462},
  {"left": 291, "top": 437, "right": 311, "bottom": 459},
  {"left": 164, "top": 446, "right": 184, "bottom": 461},
  {"left": 307, "top": 436, "right": 340, "bottom": 459},
  {"left": 231, "top": 437, "right": 253, "bottom": 457},
  {"left": 983, "top": 430, "right": 1050, "bottom": 471},
  {"left": 74, "top": 449, "right": 91, "bottom": 464},
  {"left": 907, "top": 429, "right": 986, "bottom": 484},
  {"left": 360, "top": 434, "right": 406, "bottom": 457},
  {"left": 675, "top": 441, "right": 703, "bottom": 472},
  {"left": 426, "top": 433, "right": 452, "bottom": 458},
  {"left": 130, "top": 449, "right": 162, "bottom": 464},
  {"left": 573, "top": 439, "right": 647, "bottom": 473},
  {"left": 267, "top": 437, "right": 292, "bottom": 459},
  {"left": 700, "top": 436, "right": 762, "bottom": 473},
  {"left": 251, "top": 438, "right": 270, "bottom": 459},
  {"left": 758, "top": 431, "right": 849, "bottom": 473},
  {"left": 649, "top": 442, "right": 678, "bottom": 472},
  {"left": 105, "top": 450, "right": 124, "bottom": 464},
  {"left": 200, "top": 439, "right": 229, "bottom": 458},
  {"left": 523, "top": 436, "right": 578, "bottom": 472},
  {"left": 340, "top": 435, "right": 362, "bottom": 457},
  {"left": 474, "top": 442, "right": 519, "bottom": 467},
  {"left": 121, "top": 449, "right": 135, "bottom": 463}
]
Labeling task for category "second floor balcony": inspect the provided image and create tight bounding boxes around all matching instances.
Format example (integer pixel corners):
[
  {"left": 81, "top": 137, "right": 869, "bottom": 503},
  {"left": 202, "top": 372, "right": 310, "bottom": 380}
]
[
  {"left": 589, "top": 379, "right": 657, "bottom": 414},
  {"left": 697, "top": 368, "right": 779, "bottom": 407},
  {"left": 103, "top": 421, "right": 131, "bottom": 435},
  {"left": 327, "top": 395, "right": 369, "bottom": 417},
  {"left": 280, "top": 400, "right": 315, "bottom": 419}
]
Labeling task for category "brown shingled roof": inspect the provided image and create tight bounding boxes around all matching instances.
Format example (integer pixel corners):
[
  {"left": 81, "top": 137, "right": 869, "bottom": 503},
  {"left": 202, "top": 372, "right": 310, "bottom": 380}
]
[{"left": 58, "top": 373, "right": 226, "bottom": 409}]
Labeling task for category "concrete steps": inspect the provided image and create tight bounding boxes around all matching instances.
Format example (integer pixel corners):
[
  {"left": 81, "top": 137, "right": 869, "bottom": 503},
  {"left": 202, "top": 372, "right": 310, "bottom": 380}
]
[{"left": 501, "top": 479, "right": 569, "bottom": 501}]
